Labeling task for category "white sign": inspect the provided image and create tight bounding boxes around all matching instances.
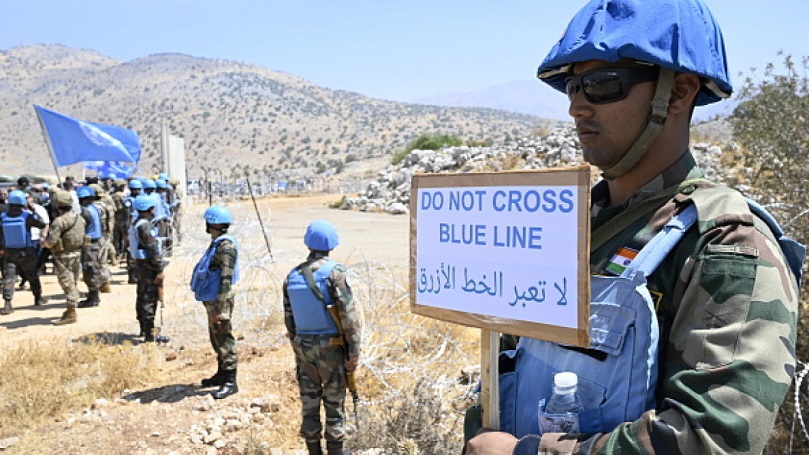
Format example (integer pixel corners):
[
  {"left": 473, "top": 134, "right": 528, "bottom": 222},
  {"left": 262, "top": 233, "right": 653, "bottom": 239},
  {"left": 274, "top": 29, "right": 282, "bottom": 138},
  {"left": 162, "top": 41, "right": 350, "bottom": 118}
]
[{"left": 410, "top": 167, "right": 591, "bottom": 346}]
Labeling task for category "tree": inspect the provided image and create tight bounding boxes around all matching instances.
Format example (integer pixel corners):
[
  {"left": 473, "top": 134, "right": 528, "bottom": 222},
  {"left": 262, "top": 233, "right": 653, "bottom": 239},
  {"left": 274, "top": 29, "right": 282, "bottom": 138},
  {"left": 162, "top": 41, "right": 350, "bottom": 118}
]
[{"left": 731, "top": 54, "right": 809, "bottom": 453}]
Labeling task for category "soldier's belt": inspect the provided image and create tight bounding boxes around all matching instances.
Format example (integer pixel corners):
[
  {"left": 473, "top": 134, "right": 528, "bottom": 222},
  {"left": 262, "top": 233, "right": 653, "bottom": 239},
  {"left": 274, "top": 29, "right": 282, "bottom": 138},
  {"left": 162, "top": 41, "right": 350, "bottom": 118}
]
[{"left": 294, "top": 334, "right": 344, "bottom": 347}]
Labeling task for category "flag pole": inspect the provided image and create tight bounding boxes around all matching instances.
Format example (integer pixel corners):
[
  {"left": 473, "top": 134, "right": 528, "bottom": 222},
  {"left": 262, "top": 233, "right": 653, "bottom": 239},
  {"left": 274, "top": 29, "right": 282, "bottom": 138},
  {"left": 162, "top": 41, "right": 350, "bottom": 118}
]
[{"left": 35, "top": 108, "right": 63, "bottom": 185}]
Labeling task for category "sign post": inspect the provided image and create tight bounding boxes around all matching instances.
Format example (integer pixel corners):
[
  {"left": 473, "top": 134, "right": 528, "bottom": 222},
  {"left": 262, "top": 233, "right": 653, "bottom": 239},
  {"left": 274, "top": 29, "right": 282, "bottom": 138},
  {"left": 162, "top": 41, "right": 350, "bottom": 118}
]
[{"left": 409, "top": 166, "right": 591, "bottom": 430}]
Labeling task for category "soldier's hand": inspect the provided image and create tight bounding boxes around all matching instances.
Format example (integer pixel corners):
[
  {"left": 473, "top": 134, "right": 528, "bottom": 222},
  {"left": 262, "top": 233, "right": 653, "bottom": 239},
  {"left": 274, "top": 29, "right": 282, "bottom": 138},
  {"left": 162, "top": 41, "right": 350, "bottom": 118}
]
[
  {"left": 465, "top": 429, "right": 518, "bottom": 454},
  {"left": 345, "top": 356, "right": 359, "bottom": 373},
  {"left": 154, "top": 273, "right": 165, "bottom": 285}
]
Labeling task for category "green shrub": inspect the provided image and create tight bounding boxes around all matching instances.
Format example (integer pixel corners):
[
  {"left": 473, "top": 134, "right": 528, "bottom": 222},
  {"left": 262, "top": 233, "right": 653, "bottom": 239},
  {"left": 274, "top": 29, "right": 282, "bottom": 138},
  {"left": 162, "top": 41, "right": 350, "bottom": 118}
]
[{"left": 392, "top": 133, "right": 463, "bottom": 165}]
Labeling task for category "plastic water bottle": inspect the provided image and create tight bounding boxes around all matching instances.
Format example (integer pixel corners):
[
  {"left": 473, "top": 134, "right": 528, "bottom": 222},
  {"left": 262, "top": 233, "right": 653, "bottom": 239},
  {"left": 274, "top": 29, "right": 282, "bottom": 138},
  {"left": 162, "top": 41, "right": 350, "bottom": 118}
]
[{"left": 539, "top": 371, "right": 583, "bottom": 434}]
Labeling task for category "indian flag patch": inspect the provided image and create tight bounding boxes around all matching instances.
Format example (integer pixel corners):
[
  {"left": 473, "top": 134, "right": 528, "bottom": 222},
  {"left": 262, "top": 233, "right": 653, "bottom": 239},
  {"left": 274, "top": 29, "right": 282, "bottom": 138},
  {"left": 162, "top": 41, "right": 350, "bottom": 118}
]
[{"left": 604, "top": 246, "right": 639, "bottom": 276}]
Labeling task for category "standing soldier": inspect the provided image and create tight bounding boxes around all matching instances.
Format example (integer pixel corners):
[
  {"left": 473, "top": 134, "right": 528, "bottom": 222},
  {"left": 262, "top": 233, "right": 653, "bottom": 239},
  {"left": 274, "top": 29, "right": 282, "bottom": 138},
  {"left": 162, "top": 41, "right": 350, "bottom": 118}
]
[
  {"left": 110, "top": 178, "right": 129, "bottom": 262},
  {"left": 77, "top": 186, "right": 106, "bottom": 308},
  {"left": 1, "top": 190, "right": 48, "bottom": 314},
  {"left": 90, "top": 183, "right": 116, "bottom": 288},
  {"left": 44, "top": 190, "right": 86, "bottom": 325},
  {"left": 169, "top": 179, "right": 184, "bottom": 244},
  {"left": 129, "top": 195, "right": 169, "bottom": 343},
  {"left": 124, "top": 179, "right": 143, "bottom": 284},
  {"left": 191, "top": 206, "right": 240, "bottom": 399},
  {"left": 284, "top": 220, "right": 360, "bottom": 455}
]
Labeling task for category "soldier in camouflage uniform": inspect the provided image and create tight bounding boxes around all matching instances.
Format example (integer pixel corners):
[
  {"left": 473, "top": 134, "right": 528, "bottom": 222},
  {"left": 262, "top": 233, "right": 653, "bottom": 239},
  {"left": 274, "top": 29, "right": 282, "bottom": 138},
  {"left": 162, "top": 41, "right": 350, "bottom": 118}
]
[
  {"left": 44, "top": 190, "right": 86, "bottom": 325},
  {"left": 283, "top": 220, "right": 360, "bottom": 455},
  {"left": 1, "top": 190, "right": 48, "bottom": 314},
  {"left": 129, "top": 195, "right": 168, "bottom": 343},
  {"left": 191, "top": 206, "right": 240, "bottom": 399},
  {"left": 77, "top": 186, "right": 106, "bottom": 307},
  {"left": 110, "top": 178, "right": 129, "bottom": 261},
  {"left": 466, "top": 1, "right": 803, "bottom": 454},
  {"left": 90, "top": 183, "right": 116, "bottom": 288}
]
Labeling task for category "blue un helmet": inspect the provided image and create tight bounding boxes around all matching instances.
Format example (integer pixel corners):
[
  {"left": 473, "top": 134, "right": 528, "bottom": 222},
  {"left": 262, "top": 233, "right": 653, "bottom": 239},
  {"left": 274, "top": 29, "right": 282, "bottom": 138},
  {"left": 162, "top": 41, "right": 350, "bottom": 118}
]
[
  {"left": 133, "top": 195, "right": 156, "bottom": 212},
  {"left": 155, "top": 179, "right": 168, "bottom": 189},
  {"left": 143, "top": 179, "right": 157, "bottom": 190},
  {"left": 204, "top": 206, "right": 233, "bottom": 225},
  {"left": 128, "top": 179, "right": 143, "bottom": 189},
  {"left": 8, "top": 190, "right": 27, "bottom": 206},
  {"left": 537, "top": 0, "right": 733, "bottom": 179},
  {"left": 77, "top": 186, "right": 96, "bottom": 199},
  {"left": 158, "top": 173, "right": 170, "bottom": 181},
  {"left": 304, "top": 220, "right": 339, "bottom": 252}
]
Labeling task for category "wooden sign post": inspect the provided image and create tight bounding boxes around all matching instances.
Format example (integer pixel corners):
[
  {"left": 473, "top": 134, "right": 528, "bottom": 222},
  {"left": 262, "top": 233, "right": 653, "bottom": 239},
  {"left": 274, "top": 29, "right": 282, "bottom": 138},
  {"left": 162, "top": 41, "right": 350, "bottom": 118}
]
[{"left": 409, "top": 166, "right": 591, "bottom": 431}]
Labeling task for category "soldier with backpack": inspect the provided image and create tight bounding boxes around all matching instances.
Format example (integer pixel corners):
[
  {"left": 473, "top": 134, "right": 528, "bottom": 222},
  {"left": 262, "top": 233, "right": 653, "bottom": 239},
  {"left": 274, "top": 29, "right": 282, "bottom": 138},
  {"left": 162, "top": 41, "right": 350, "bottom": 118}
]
[
  {"left": 284, "top": 220, "right": 360, "bottom": 455},
  {"left": 465, "top": 1, "right": 804, "bottom": 454},
  {"left": 43, "top": 190, "right": 86, "bottom": 325}
]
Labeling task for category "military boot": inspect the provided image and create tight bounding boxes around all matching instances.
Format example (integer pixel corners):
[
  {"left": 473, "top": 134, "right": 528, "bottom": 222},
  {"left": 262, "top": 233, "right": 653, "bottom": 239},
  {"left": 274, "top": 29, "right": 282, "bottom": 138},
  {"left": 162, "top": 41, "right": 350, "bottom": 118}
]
[
  {"left": 201, "top": 363, "right": 226, "bottom": 387},
  {"left": 78, "top": 290, "right": 100, "bottom": 308},
  {"left": 52, "top": 307, "right": 77, "bottom": 325},
  {"left": 306, "top": 440, "right": 323, "bottom": 455},
  {"left": 0, "top": 300, "right": 13, "bottom": 315},
  {"left": 326, "top": 441, "right": 350, "bottom": 455},
  {"left": 34, "top": 294, "right": 49, "bottom": 306},
  {"left": 143, "top": 319, "right": 156, "bottom": 342},
  {"left": 211, "top": 370, "right": 238, "bottom": 399}
]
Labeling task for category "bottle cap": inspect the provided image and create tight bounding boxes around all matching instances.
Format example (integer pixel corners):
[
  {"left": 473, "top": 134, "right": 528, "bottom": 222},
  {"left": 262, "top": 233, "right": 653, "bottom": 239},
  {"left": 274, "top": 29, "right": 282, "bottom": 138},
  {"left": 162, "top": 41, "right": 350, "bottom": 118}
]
[{"left": 553, "top": 372, "right": 578, "bottom": 394}]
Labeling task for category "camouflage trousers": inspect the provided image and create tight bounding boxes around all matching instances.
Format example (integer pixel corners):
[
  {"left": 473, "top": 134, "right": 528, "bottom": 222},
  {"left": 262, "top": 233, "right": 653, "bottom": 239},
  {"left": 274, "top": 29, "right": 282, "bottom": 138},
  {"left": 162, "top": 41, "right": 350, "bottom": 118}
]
[
  {"left": 174, "top": 210, "right": 182, "bottom": 242},
  {"left": 53, "top": 251, "right": 81, "bottom": 308},
  {"left": 134, "top": 261, "right": 159, "bottom": 322},
  {"left": 3, "top": 248, "right": 42, "bottom": 301},
  {"left": 291, "top": 336, "right": 347, "bottom": 442},
  {"left": 81, "top": 241, "right": 109, "bottom": 292},
  {"left": 113, "top": 217, "right": 129, "bottom": 257},
  {"left": 204, "top": 298, "right": 238, "bottom": 371},
  {"left": 99, "top": 232, "right": 116, "bottom": 266}
]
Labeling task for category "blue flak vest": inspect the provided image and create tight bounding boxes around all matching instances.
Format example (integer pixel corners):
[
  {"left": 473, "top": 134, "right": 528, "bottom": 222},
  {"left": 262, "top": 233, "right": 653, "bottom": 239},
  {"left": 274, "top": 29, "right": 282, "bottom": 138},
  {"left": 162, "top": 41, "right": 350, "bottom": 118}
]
[
  {"left": 286, "top": 260, "right": 340, "bottom": 335},
  {"left": 190, "top": 235, "right": 240, "bottom": 302},
  {"left": 85, "top": 204, "right": 102, "bottom": 240},
  {"left": 500, "top": 205, "right": 698, "bottom": 437},
  {"left": 499, "top": 199, "right": 806, "bottom": 437},
  {"left": 1, "top": 211, "right": 35, "bottom": 249},
  {"left": 128, "top": 218, "right": 159, "bottom": 260}
]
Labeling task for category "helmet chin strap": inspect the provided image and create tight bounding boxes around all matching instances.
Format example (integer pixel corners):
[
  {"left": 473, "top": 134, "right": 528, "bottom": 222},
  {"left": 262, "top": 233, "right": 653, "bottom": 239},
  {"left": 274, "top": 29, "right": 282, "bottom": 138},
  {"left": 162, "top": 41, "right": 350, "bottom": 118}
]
[{"left": 601, "top": 68, "right": 676, "bottom": 180}]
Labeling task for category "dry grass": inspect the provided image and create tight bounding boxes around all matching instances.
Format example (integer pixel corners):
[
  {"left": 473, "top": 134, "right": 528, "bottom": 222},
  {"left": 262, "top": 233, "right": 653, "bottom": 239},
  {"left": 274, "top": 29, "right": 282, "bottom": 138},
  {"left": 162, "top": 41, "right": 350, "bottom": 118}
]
[{"left": 0, "top": 338, "right": 160, "bottom": 433}]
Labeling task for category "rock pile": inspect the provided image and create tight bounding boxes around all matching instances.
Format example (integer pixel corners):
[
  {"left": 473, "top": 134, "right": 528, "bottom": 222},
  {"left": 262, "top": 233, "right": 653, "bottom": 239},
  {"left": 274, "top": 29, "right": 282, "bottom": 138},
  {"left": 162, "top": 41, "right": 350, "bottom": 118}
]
[{"left": 339, "top": 124, "right": 728, "bottom": 214}]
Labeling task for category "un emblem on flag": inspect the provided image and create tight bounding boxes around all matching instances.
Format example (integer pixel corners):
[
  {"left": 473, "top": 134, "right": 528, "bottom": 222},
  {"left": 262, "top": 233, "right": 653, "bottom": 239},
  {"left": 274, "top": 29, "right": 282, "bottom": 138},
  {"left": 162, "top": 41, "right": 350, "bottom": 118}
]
[{"left": 79, "top": 121, "right": 122, "bottom": 148}]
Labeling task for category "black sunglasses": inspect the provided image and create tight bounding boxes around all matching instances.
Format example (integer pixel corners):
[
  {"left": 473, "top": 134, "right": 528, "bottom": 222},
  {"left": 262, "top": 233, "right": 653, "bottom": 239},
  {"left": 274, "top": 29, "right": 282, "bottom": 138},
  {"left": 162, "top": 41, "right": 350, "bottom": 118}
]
[{"left": 565, "top": 66, "right": 659, "bottom": 104}]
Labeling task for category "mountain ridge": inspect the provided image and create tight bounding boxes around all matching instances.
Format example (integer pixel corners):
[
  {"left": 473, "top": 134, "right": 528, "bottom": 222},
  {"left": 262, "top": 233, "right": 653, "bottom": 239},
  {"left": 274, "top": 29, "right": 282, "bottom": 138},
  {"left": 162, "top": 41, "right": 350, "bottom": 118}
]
[{"left": 0, "top": 44, "right": 556, "bottom": 180}]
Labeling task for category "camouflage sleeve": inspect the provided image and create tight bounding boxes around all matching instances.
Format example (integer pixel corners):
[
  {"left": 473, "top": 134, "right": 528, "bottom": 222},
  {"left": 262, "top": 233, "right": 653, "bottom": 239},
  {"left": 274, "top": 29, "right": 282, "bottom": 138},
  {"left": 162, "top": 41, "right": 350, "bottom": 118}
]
[
  {"left": 211, "top": 239, "right": 238, "bottom": 302},
  {"left": 330, "top": 264, "right": 361, "bottom": 359},
  {"left": 137, "top": 221, "right": 165, "bottom": 272},
  {"left": 283, "top": 276, "right": 295, "bottom": 336},
  {"left": 541, "top": 219, "right": 799, "bottom": 454},
  {"left": 26, "top": 210, "right": 47, "bottom": 229},
  {"left": 43, "top": 215, "right": 66, "bottom": 249}
]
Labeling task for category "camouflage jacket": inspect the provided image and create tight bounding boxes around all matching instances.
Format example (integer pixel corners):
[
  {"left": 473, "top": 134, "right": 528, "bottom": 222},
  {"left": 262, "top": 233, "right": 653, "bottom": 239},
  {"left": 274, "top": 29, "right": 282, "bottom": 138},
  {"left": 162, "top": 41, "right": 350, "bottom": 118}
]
[
  {"left": 539, "top": 151, "right": 799, "bottom": 454},
  {"left": 208, "top": 237, "right": 238, "bottom": 302},
  {"left": 44, "top": 210, "right": 86, "bottom": 252},
  {"left": 111, "top": 191, "right": 127, "bottom": 217},
  {"left": 135, "top": 218, "right": 165, "bottom": 272},
  {"left": 283, "top": 252, "right": 361, "bottom": 359}
]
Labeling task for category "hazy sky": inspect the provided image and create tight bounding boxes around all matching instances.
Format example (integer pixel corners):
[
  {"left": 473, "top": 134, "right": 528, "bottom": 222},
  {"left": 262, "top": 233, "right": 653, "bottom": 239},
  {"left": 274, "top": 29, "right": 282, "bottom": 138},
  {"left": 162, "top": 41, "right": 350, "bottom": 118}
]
[{"left": 1, "top": 1, "right": 805, "bottom": 108}]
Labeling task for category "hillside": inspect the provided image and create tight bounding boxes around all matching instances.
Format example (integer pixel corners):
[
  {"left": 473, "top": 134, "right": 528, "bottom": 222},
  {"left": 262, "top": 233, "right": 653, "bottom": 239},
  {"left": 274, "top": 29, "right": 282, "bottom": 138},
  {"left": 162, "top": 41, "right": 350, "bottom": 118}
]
[{"left": 0, "top": 44, "right": 555, "bottom": 181}]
